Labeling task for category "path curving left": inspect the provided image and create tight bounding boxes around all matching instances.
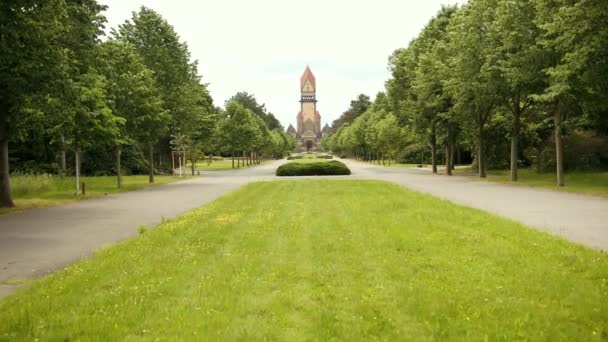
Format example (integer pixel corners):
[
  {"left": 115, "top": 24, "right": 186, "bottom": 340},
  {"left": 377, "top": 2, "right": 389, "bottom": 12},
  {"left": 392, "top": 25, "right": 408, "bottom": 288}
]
[{"left": 0, "top": 160, "right": 284, "bottom": 297}]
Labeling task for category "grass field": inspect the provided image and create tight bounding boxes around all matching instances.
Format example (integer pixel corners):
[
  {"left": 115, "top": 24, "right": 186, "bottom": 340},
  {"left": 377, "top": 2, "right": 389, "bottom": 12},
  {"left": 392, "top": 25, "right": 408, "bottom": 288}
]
[
  {"left": 1, "top": 174, "right": 188, "bottom": 215},
  {"left": 186, "top": 160, "right": 237, "bottom": 171},
  {"left": 287, "top": 154, "right": 333, "bottom": 163},
  {"left": 458, "top": 168, "right": 608, "bottom": 197},
  {"left": 288, "top": 157, "right": 330, "bottom": 163},
  {"left": 187, "top": 159, "right": 268, "bottom": 171},
  {"left": 1, "top": 180, "right": 606, "bottom": 340}
]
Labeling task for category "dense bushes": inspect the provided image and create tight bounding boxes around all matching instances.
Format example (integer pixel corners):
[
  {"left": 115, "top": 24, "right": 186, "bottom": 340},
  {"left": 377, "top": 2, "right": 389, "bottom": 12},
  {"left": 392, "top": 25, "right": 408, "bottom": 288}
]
[
  {"left": 276, "top": 161, "right": 351, "bottom": 176},
  {"left": 287, "top": 155, "right": 303, "bottom": 160},
  {"left": 316, "top": 154, "right": 334, "bottom": 159}
]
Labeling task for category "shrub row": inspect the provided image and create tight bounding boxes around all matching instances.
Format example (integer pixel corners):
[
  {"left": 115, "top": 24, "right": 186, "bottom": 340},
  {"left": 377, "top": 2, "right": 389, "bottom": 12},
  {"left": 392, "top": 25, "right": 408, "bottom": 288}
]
[
  {"left": 287, "top": 155, "right": 304, "bottom": 160},
  {"left": 276, "top": 161, "right": 351, "bottom": 176},
  {"left": 317, "top": 155, "right": 333, "bottom": 159}
]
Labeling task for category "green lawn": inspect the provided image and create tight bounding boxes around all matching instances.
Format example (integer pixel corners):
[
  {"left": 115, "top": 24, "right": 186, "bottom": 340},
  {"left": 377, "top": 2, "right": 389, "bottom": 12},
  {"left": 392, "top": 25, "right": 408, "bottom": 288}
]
[
  {"left": 459, "top": 168, "right": 608, "bottom": 197},
  {"left": 288, "top": 154, "right": 333, "bottom": 163},
  {"left": 187, "top": 159, "right": 268, "bottom": 171},
  {"left": 1, "top": 180, "right": 606, "bottom": 340},
  {"left": 288, "top": 157, "right": 331, "bottom": 163},
  {"left": 1, "top": 174, "right": 188, "bottom": 215},
  {"left": 186, "top": 160, "right": 236, "bottom": 171}
]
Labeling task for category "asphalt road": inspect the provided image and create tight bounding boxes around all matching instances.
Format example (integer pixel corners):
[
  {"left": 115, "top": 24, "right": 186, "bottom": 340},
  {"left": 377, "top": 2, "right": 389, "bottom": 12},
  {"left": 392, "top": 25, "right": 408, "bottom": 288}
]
[{"left": 1, "top": 158, "right": 606, "bottom": 297}]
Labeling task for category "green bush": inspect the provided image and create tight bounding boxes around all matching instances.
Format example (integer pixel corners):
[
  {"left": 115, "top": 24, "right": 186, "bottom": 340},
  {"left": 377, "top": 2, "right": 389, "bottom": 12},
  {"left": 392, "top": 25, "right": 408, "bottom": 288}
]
[
  {"left": 276, "top": 161, "right": 351, "bottom": 176},
  {"left": 287, "top": 155, "right": 304, "bottom": 160},
  {"left": 317, "top": 155, "right": 333, "bottom": 159}
]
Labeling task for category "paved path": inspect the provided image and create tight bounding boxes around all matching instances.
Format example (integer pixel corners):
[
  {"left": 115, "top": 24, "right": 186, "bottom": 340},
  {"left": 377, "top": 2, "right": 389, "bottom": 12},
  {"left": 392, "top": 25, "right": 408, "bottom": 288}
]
[
  {"left": 1, "top": 158, "right": 607, "bottom": 297},
  {"left": 0, "top": 160, "right": 284, "bottom": 297},
  {"left": 340, "top": 159, "right": 608, "bottom": 252}
]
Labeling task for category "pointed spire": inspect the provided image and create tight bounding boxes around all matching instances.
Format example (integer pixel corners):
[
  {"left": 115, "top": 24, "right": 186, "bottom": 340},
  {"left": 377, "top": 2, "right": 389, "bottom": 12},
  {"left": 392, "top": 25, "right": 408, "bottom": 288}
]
[{"left": 300, "top": 66, "right": 316, "bottom": 90}]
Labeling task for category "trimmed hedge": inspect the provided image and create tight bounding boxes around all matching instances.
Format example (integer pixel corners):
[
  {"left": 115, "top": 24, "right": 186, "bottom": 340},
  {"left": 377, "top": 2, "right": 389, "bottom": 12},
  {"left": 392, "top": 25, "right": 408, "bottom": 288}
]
[
  {"left": 286, "top": 155, "right": 304, "bottom": 160},
  {"left": 276, "top": 161, "right": 351, "bottom": 176},
  {"left": 317, "top": 155, "right": 334, "bottom": 159}
]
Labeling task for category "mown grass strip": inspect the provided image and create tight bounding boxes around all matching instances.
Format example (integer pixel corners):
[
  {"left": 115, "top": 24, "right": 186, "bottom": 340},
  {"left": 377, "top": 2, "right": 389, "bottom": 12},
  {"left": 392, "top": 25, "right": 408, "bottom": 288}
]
[
  {"left": 1, "top": 175, "right": 190, "bottom": 215},
  {"left": 0, "top": 180, "right": 606, "bottom": 340}
]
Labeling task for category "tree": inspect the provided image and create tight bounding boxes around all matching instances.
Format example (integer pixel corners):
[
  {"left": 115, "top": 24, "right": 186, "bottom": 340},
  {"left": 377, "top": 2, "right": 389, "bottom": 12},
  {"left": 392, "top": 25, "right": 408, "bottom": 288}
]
[
  {"left": 115, "top": 6, "right": 197, "bottom": 176},
  {"left": 0, "top": 0, "right": 69, "bottom": 207},
  {"left": 376, "top": 113, "right": 403, "bottom": 165},
  {"left": 410, "top": 6, "right": 459, "bottom": 173},
  {"left": 331, "top": 94, "right": 372, "bottom": 130},
  {"left": 96, "top": 40, "right": 167, "bottom": 187},
  {"left": 533, "top": 0, "right": 608, "bottom": 186},
  {"left": 447, "top": 0, "right": 500, "bottom": 177},
  {"left": 487, "top": 0, "right": 544, "bottom": 182},
  {"left": 227, "top": 92, "right": 283, "bottom": 130},
  {"left": 220, "top": 101, "right": 259, "bottom": 168}
]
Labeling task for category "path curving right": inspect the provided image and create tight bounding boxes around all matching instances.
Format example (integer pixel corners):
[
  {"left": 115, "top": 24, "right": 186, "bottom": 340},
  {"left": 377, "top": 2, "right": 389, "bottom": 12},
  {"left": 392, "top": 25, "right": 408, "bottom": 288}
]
[{"left": 341, "top": 159, "right": 608, "bottom": 252}]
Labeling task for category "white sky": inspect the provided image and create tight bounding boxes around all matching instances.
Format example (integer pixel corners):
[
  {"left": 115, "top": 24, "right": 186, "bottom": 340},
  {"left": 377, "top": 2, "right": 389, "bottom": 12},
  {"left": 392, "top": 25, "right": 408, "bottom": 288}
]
[{"left": 99, "top": 0, "right": 465, "bottom": 128}]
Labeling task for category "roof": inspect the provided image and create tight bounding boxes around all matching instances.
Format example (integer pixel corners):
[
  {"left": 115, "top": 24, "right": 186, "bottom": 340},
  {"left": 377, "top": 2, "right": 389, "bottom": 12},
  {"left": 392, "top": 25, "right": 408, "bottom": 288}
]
[
  {"left": 315, "top": 111, "right": 321, "bottom": 118},
  {"left": 300, "top": 66, "right": 316, "bottom": 90},
  {"left": 287, "top": 124, "right": 296, "bottom": 133}
]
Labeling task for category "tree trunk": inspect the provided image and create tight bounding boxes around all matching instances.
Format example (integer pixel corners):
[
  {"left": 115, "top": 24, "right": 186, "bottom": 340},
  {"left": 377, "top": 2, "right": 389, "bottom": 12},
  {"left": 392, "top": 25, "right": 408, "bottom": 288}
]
[
  {"left": 148, "top": 143, "right": 154, "bottom": 184},
  {"left": 554, "top": 111, "right": 565, "bottom": 186},
  {"left": 75, "top": 148, "right": 81, "bottom": 195},
  {"left": 510, "top": 110, "right": 521, "bottom": 182},
  {"left": 431, "top": 121, "right": 437, "bottom": 174},
  {"left": 0, "top": 128, "right": 14, "bottom": 208},
  {"left": 450, "top": 139, "right": 455, "bottom": 171},
  {"left": 478, "top": 124, "right": 486, "bottom": 178},
  {"left": 60, "top": 135, "right": 67, "bottom": 176},
  {"left": 445, "top": 139, "right": 452, "bottom": 176},
  {"left": 536, "top": 146, "right": 543, "bottom": 174},
  {"left": 116, "top": 146, "right": 122, "bottom": 189},
  {"left": 232, "top": 153, "right": 235, "bottom": 169}
]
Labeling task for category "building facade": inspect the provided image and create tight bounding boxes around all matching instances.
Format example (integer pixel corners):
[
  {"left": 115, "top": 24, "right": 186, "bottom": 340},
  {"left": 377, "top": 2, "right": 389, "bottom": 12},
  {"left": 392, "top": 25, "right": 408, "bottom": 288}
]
[{"left": 288, "top": 66, "right": 323, "bottom": 151}]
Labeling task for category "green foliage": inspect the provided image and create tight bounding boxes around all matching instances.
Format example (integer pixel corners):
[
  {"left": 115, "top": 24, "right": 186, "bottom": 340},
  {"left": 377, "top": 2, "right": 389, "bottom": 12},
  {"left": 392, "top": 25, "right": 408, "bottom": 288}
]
[
  {"left": 227, "top": 92, "right": 283, "bottom": 131},
  {"left": 331, "top": 94, "right": 371, "bottom": 130},
  {"left": 276, "top": 161, "right": 351, "bottom": 176},
  {"left": 329, "top": 0, "right": 608, "bottom": 184}
]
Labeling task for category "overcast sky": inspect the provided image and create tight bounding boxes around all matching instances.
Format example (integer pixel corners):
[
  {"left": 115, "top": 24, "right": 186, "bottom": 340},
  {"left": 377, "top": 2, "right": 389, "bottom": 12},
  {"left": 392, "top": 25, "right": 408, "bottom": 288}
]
[{"left": 99, "top": 0, "right": 465, "bottom": 128}]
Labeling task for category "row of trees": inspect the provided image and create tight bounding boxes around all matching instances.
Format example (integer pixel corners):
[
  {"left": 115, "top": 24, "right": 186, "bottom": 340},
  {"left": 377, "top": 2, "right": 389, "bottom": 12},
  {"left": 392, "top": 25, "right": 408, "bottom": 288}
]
[
  {"left": 323, "top": 0, "right": 607, "bottom": 183},
  {"left": 0, "top": 2, "right": 293, "bottom": 208}
]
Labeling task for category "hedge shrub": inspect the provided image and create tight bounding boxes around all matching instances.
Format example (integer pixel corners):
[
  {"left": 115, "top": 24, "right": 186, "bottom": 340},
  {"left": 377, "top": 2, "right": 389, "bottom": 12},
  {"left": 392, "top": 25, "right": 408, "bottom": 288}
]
[
  {"left": 287, "top": 155, "right": 304, "bottom": 160},
  {"left": 276, "top": 161, "right": 351, "bottom": 176}
]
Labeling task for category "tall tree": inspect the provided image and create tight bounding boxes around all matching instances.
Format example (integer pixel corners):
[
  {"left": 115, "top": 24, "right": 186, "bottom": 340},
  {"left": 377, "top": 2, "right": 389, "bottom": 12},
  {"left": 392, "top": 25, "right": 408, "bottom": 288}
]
[
  {"left": 534, "top": 0, "right": 608, "bottom": 186},
  {"left": 96, "top": 40, "right": 167, "bottom": 187},
  {"left": 227, "top": 92, "right": 282, "bottom": 131},
  {"left": 447, "top": 0, "right": 500, "bottom": 177},
  {"left": 487, "top": 0, "right": 544, "bottom": 181},
  {"left": 0, "top": 0, "right": 101, "bottom": 207},
  {"left": 115, "top": 6, "right": 196, "bottom": 175},
  {"left": 331, "top": 94, "right": 371, "bottom": 130},
  {"left": 410, "top": 6, "right": 459, "bottom": 173}
]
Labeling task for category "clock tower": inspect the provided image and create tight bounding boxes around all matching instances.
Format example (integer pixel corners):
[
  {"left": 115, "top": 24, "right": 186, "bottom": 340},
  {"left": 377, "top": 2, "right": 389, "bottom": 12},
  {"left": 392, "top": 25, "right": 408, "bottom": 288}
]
[{"left": 295, "top": 66, "right": 322, "bottom": 151}]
